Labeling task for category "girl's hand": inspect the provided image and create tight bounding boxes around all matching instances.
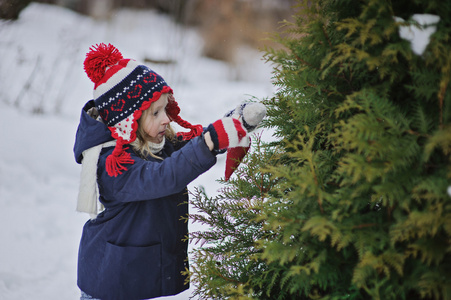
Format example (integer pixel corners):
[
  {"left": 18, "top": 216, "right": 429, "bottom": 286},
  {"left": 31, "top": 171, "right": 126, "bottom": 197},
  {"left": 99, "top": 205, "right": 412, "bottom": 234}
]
[{"left": 204, "top": 131, "right": 215, "bottom": 151}]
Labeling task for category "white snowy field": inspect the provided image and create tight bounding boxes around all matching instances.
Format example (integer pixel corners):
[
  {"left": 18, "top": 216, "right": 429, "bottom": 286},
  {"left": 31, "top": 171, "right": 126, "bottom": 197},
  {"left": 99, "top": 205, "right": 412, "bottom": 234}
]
[{"left": 0, "top": 3, "right": 274, "bottom": 300}]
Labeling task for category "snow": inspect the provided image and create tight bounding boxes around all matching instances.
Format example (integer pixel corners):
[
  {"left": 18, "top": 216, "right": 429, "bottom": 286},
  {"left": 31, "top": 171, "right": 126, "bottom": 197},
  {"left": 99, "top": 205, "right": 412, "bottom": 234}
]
[
  {"left": 0, "top": 3, "right": 274, "bottom": 300},
  {"left": 395, "top": 14, "right": 440, "bottom": 56}
]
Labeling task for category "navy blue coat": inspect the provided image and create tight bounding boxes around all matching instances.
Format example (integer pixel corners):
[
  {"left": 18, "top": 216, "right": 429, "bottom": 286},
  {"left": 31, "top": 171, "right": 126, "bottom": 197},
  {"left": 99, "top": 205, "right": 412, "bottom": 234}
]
[{"left": 74, "top": 101, "right": 217, "bottom": 300}]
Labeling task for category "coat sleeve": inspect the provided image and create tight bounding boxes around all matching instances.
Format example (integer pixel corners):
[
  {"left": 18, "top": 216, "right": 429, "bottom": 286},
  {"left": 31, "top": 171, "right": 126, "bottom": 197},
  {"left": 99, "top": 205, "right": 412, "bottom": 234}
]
[{"left": 97, "top": 135, "right": 217, "bottom": 203}]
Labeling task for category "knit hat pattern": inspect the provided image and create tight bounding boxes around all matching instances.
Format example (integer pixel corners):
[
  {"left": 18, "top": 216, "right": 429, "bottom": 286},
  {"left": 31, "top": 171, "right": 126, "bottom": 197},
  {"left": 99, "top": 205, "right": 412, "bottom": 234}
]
[
  {"left": 93, "top": 59, "right": 172, "bottom": 142},
  {"left": 84, "top": 43, "right": 202, "bottom": 177}
]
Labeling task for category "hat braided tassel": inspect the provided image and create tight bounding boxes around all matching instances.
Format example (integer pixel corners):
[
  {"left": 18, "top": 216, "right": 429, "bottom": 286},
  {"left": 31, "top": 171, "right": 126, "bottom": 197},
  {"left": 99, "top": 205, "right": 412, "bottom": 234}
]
[
  {"left": 105, "top": 140, "right": 134, "bottom": 177},
  {"left": 166, "top": 94, "right": 203, "bottom": 140},
  {"left": 174, "top": 116, "right": 204, "bottom": 140}
]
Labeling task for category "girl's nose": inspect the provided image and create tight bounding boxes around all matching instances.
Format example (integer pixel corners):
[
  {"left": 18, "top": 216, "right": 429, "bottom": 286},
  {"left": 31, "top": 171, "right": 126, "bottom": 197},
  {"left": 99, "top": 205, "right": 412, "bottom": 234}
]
[{"left": 162, "top": 111, "right": 170, "bottom": 125}]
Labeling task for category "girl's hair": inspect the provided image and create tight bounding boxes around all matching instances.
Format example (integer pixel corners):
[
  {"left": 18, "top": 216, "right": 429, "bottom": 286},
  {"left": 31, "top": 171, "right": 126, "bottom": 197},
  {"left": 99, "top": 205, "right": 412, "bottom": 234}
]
[{"left": 131, "top": 93, "right": 176, "bottom": 160}]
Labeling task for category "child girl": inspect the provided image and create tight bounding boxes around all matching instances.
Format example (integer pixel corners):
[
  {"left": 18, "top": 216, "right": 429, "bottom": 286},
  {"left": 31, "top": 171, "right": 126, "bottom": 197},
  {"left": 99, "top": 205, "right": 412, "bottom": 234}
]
[{"left": 73, "top": 43, "right": 265, "bottom": 300}]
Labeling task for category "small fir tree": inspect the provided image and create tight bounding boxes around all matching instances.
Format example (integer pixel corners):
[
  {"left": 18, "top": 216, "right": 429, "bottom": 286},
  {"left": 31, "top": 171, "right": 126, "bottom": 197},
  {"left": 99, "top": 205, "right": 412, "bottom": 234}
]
[
  {"left": 188, "top": 0, "right": 451, "bottom": 299},
  {"left": 187, "top": 136, "right": 283, "bottom": 299}
]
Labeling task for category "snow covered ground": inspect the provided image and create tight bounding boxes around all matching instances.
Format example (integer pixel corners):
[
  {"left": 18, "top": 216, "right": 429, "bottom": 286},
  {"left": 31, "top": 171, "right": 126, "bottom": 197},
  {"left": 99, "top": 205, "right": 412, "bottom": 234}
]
[{"left": 0, "top": 3, "right": 274, "bottom": 300}]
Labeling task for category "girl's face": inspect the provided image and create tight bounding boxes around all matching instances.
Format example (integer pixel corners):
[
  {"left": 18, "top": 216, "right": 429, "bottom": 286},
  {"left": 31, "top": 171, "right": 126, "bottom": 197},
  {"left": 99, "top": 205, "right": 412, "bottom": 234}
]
[{"left": 140, "top": 94, "right": 170, "bottom": 143}]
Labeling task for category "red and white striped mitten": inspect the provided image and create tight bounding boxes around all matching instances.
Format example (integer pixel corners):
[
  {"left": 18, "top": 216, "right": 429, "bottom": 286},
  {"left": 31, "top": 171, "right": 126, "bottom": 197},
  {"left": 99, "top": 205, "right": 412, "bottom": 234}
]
[
  {"left": 206, "top": 117, "right": 250, "bottom": 180},
  {"left": 224, "top": 102, "right": 267, "bottom": 132},
  {"left": 206, "top": 118, "right": 250, "bottom": 151},
  {"left": 207, "top": 102, "right": 266, "bottom": 180}
]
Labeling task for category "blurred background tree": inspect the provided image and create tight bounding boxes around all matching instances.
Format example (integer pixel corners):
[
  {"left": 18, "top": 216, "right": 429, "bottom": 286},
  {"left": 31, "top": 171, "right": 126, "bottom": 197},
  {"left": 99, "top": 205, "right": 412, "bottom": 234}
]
[
  {"left": 0, "top": 0, "right": 32, "bottom": 19},
  {"left": 0, "top": 0, "right": 296, "bottom": 63},
  {"left": 0, "top": 0, "right": 295, "bottom": 114}
]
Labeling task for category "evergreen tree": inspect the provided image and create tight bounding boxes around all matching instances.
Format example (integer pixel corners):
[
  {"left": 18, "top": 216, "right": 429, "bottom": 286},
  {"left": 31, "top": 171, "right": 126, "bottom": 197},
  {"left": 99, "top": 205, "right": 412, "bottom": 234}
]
[{"left": 188, "top": 0, "right": 451, "bottom": 299}]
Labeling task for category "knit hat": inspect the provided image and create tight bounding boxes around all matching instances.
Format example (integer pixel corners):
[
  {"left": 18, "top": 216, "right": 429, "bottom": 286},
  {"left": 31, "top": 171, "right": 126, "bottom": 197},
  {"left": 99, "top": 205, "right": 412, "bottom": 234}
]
[{"left": 84, "top": 43, "right": 203, "bottom": 177}]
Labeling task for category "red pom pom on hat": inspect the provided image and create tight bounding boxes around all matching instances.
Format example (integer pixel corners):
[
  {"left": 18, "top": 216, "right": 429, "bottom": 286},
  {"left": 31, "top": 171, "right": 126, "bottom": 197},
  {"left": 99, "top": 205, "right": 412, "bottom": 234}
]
[{"left": 84, "top": 43, "right": 123, "bottom": 84}]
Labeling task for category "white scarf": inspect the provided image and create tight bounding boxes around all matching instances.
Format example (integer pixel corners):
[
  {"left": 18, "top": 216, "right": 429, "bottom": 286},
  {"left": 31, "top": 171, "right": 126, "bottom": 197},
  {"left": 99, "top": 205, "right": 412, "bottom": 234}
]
[
  {"left": 76, "top": 140, "right": 116, "bottom": 219},
  {"left": 77, "top": 134, "right": 166, "bottom": 219},
  {"left": 148, "top": 137, "right": 165, "bottom": 154},
  {"left": 76, "top": 138, "right": 165, "bottom": 219}
]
